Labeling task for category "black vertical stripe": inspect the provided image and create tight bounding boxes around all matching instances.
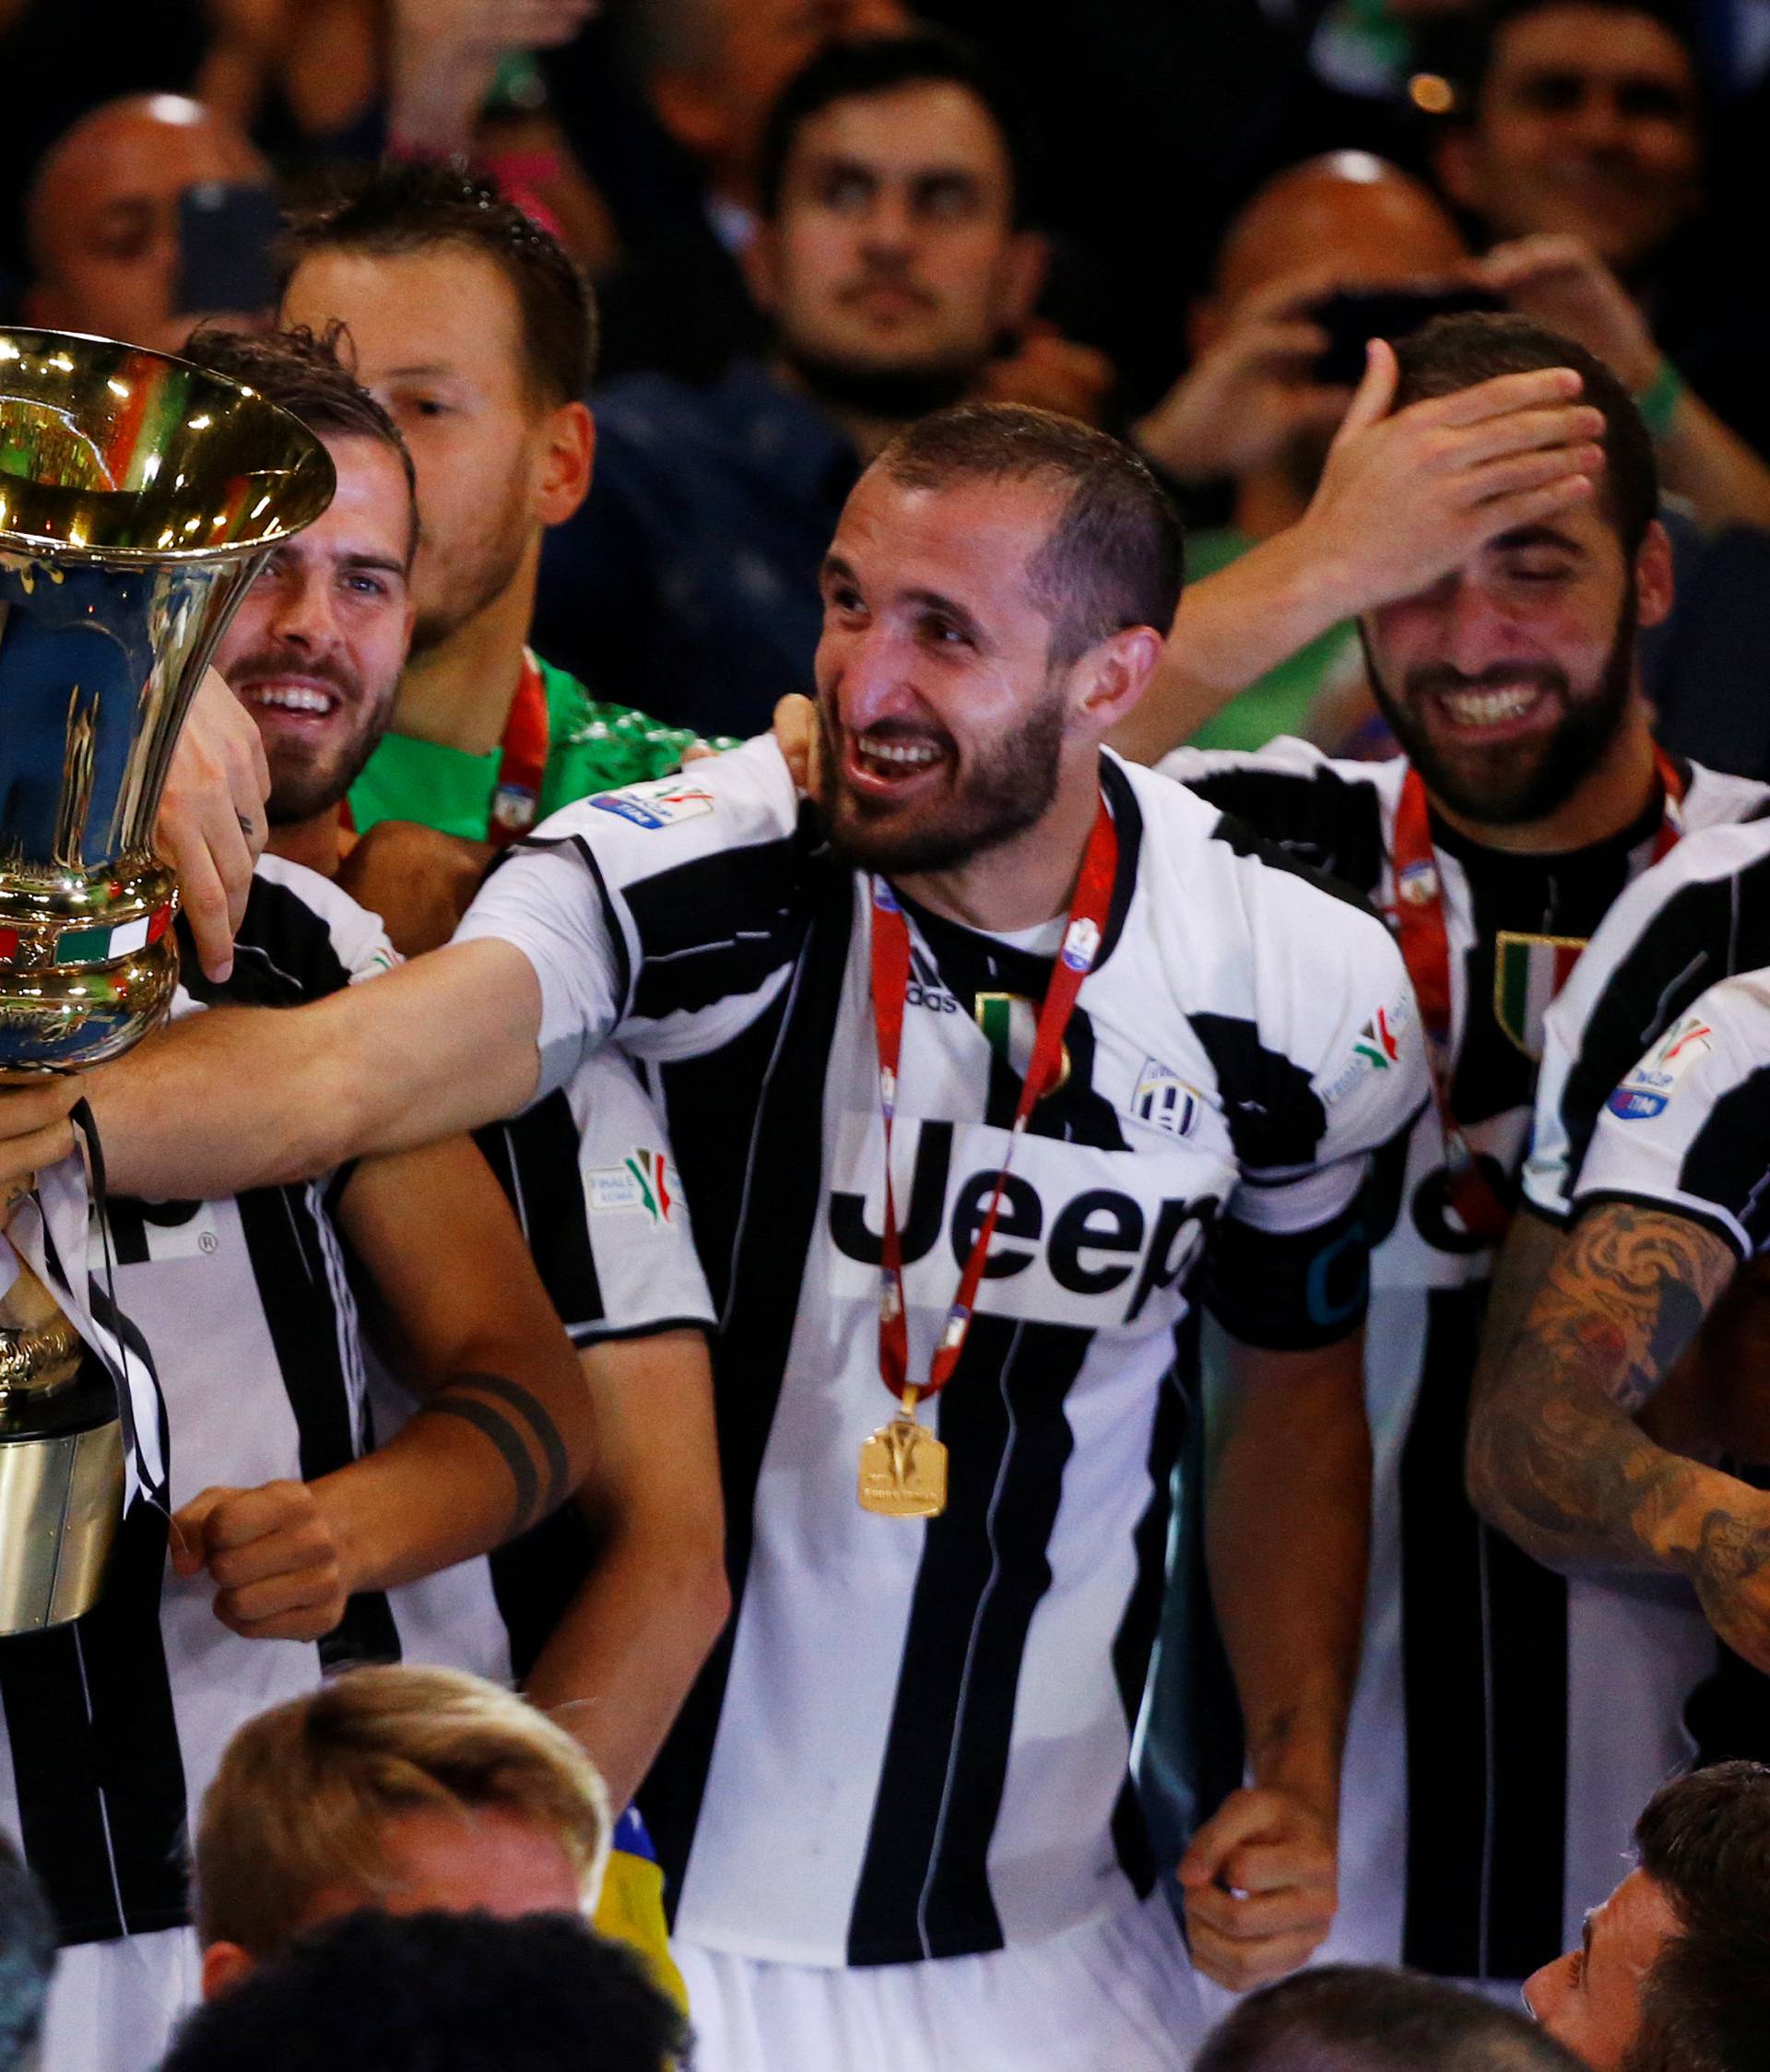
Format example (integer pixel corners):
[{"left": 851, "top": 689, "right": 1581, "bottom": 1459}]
[
  {"left": 1105, "top": 1363, "right": 1188, "bottom": 1893},
  {"left": 234, "top": 1184, "right": 400, "bottom": 1672},
  {"left": 1400, "top": 1285, "right": 1567, "bottom": 1978},
  {"left": 477, "top": 1095, "right": 606, "bottom": 1334},
  {"left": 845, "top": 1317, "right": 1092, "bottom": 1965},
  {"left": 0, "top": 1497, "right": 190, "bottom": 1944},
  {"left": 637, "top": 872, "right": 855, "bottom": 1908}
]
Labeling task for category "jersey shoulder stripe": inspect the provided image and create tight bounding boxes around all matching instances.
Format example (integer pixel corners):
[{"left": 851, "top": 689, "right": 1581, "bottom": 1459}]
[
  {"left": 1528, "top": 813, "right": 1770, "bottom": 1221},
  {"left": 181, "top": 858, "right": 395, "bottom": 1007},
  {"left": 1152, "top": 735, "right": 1395, "bottom": 896},
  {"left": 1574, "top": 968, "right": 1770, "bottom": 1256}
]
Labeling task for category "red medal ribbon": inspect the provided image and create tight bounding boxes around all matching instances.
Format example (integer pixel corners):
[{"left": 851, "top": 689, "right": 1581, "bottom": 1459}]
[
  {"left": 487, "top": 651, "right": 551, "bottom": 847},
  {"left": 337, "top": 650, "right": 551, "bottom": 843},
  {"left": 1389, "top": 747, "right": 1685, "bottom": 1238},
  {"left": 869, "top": 796, "right": 1118, "bottom": 1408}
]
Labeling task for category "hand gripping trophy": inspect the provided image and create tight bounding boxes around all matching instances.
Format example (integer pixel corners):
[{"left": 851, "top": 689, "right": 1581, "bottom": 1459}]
[{"left": 0, "top": 330, "right": 333, "bottom": 1632}]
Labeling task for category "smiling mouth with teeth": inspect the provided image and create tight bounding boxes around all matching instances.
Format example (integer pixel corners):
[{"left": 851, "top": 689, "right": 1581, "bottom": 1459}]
[
  {"left": 1435, "top": 684, "right": 1547, "bottom": 728},
  {"left": 854, "top": 731, "right": 947, "bottom": 775},
  {"left": 247, "top": 684, "right": 343, "bottom": 716}
]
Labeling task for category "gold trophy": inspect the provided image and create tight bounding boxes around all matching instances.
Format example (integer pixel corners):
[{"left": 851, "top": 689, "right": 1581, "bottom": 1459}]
[{"left": 0, "top": 329, "right": 333, "bottom": 1633}]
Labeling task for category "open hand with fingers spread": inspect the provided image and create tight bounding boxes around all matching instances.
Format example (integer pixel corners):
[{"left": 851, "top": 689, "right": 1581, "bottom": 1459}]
[
  {"left": 1290, "top": 337, "right": 1605, "bottom": 621},
  {"left": 1178, "top": 1785, "right": 1339, "bottom": 1993},
  {"left": 171, "top": 1480, "right": 352, "bottom": 1642}
]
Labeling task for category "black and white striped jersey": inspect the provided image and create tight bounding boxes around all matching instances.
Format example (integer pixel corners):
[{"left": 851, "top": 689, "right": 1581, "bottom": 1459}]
[
  {"left": 383, "top": 1052, "right": 715, "bottom": 1690},
  {"left": 1573, "top": 966, "right": 1770, "bottom": 1249},
  {"left": 455, "top": 738, "right": 1424, "bottom": 1968},
  {"left": 1151, "top": 738, "right": 1769, "bottom": 1982},
  {"left": 0, "top": 858, "right": 395, "bottom": 1952},
  {"left": 0, "top": 851, "right": 714, "bottom": 1964},
  {"left": 1527, "top": 815, "right": 1770, "bottom": 1225}
]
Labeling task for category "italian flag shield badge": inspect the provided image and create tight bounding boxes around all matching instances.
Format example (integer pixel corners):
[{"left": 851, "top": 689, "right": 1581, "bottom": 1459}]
[{"left": 1493, "top": 931, "right": 1586, "bottom": 1060}]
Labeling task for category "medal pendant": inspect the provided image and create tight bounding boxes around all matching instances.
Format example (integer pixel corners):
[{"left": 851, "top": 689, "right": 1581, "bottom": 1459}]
[{"left": 857, "top": 1411, "right": 948, "bottom": 1518}]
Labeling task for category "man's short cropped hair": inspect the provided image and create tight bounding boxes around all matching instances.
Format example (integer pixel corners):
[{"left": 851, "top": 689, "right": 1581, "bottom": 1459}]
[
  {"left": 1393, "top": 311, "right": 1659, "bottom": 555},
  {"left": 875, "top": 400, "right": 1184, "bottom": 669},
  {"left": 281, "top": 160, "right": 597, "bottom": 403},
  {"left": 1621, "top": 1761, "right": 1770, "bottom": 2072},
  {"left": 757, "top": 30, "right": 1041, "bottom": 228},
  {"left": 183, "top": 323, "right": 418, "bottom": 553},
  {"left": 161, "top": 1909, "right": 690, "bottom": 2072},
  {"left": 1197, "top": 1963, "right": 1586, "bottom": 2072},
  {"left": 192, "top": 1664, "right": 611, "bottom": 1959},
  {"left": 0, "top": 1834, "right": 53, "bottom": 2072}
]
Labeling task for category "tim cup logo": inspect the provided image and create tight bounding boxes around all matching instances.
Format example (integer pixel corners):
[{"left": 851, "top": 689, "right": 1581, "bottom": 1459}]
[{"left": 1062, "top": 917, "right": 1102, "bottom": 973}]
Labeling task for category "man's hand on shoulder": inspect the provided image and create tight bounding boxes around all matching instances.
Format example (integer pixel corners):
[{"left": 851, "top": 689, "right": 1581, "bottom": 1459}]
[
  {"left": 1177, "top": 1784, "right": 1338, "bottom": 1991},
  {"left": 336, "top": 819, "right": 491, "bottom": 958},
  {"left": 157, "top": 666, "right": 270, "bottom": 984}
]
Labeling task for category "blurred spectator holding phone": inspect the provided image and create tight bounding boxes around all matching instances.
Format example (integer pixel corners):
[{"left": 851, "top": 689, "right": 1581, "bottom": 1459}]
[
  {"left": 1129, "top": 151, "right": 1470, "bottom": 752},
  {"left": 22, "top": 94, "right": 277, "bottom": 351}
]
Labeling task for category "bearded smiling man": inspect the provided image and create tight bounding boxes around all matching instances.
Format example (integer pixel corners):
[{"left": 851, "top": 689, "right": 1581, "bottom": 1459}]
[
  {"left": 0, "top": 400, "right": 1431, "bottom": 2069},
  {"left": 1122, "top": 311, "right": 1770, "bottom": 2010}
]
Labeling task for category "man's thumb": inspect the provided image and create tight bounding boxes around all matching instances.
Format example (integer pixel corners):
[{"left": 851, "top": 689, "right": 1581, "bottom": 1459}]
[
  {"left": 1334, "top": 337, "right": 1398, "bottom": 445},
  {"left": 169, "top": 1489, "right": 226, "bottom": 1578}
]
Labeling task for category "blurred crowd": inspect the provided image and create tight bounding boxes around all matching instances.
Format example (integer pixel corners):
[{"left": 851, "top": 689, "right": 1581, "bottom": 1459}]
[
  {"left": 1, "top": 4, "right": 1770, "bottom": 2071},
  {"left": 11, "top": 0, "right": 1770, "bottom": 762}
]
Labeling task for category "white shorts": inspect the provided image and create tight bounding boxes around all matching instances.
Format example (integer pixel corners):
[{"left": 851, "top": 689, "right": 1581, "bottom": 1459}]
[
  {"left": 41, "top": 1926, "right": 201, "bottom": 2072},
  {"left": 675, "top": 1891, "right": 1205, "bottom": 2072}
]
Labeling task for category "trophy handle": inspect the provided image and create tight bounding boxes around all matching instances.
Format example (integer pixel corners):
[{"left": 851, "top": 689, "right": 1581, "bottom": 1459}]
[{"left": 0, "top": 1179, "right": 123, "bottom": 1629}]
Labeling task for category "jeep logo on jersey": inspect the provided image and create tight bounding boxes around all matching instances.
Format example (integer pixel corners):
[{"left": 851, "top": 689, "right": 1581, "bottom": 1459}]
[
  {"left": 827, "top": 1117, "right": 1218, "bottom": 1327},
  {"left": 1132, "top": 1060, "right": 1200, "bottom": 1139},
  {"left": 89, "top": 1196, "right": 224, "bottom": 1268},
  {"left": 974, "top": 993, "right": 1071, "bottom": 1092}
]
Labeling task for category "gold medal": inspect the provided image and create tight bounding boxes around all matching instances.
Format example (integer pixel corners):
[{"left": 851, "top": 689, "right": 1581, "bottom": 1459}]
[{"left": 857, "top": 1388, "right": 948, "bottom": 1518}]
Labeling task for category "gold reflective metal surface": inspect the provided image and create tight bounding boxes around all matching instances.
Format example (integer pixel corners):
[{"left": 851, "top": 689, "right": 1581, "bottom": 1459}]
[{"left": 0, "top": 329, "right": 334, "bottom": 1630}]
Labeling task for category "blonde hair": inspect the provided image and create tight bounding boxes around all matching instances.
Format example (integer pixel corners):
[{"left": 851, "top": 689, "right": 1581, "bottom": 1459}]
[{"left": 193, "top": 1664, "right": 611, "bottom": 1956}]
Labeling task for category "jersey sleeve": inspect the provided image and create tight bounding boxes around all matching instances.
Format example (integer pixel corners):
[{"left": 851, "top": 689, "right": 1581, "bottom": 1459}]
[
  {"left": 1156, "top": 736, "right": 1389, "bottom": 896},
  {"left": 1572, "top": 972, "right": 1770, "bottom": 1259},
  {"left": 250, "top": 854, "right": 399, "bottom": 985},
  {"left": 1203, "top": 849, "right": 1428, "bottom": 1350},
  {"left": 1525, "top": 823, "right": 1770, "bottom": 1224},
  {"left": 453, "top": 734, "right": 806, "bottom": 1097},
  {"left": 478, "top": 1048, "right": 714, "bottom": 1344}
]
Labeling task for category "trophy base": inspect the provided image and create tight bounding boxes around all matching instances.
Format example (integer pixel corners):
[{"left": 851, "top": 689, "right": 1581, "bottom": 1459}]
[{"left": 0, "top": 1368, "right": 124, "bottom": 1633}]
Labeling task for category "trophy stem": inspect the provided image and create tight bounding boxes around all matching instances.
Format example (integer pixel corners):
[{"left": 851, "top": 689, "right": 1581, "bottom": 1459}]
[{"left": 0, "top": 1180, "right": 124, "bottom": 1631}]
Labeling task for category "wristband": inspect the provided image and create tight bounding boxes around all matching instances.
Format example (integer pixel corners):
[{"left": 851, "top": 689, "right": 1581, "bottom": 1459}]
[{"left": 1635, "top": 358, "right": 1685, "bottom": 440}]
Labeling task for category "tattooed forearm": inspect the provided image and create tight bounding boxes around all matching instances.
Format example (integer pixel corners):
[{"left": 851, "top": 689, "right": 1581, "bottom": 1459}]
[
  {"left": 1467, "top": 1202, "right": 1741, "bottom": 1574},
  {"left": 421, "top": 1371, "right": 574, "bottom": 1538}
]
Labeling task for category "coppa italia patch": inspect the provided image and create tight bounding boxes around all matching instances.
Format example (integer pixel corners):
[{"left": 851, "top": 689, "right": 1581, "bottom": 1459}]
[
  {"left": 1606, "top": 1011, "right": 1714, "bottom": 1121},
  {"left": 1321, "top": 991, "right": 1414, "bottom": 1107},
  {"left": 585, "top": 1148, "right": 676, "bottom": 1225},
  {"left": 589, "top": 778, "right": 715, "bottom": 830}
]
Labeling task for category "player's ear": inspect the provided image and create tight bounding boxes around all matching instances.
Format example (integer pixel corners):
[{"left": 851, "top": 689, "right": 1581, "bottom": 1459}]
[
  {"left": 200, "top": 1940, "right": 257, "bottom": 2001},
  {"left": 1634, "top": 516, "right": 1673, "bottom": 629},
  {"left": 537, "top": 400, "right": 595, "bottom": 527},
  {"left": 1068, "top": 625, "right": 1165, "bottom": 739}
]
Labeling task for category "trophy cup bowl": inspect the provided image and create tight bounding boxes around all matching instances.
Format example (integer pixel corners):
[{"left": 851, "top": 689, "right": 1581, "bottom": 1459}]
[{"left": 0, "top": 328, "right": 334, "bottom": 1632}]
